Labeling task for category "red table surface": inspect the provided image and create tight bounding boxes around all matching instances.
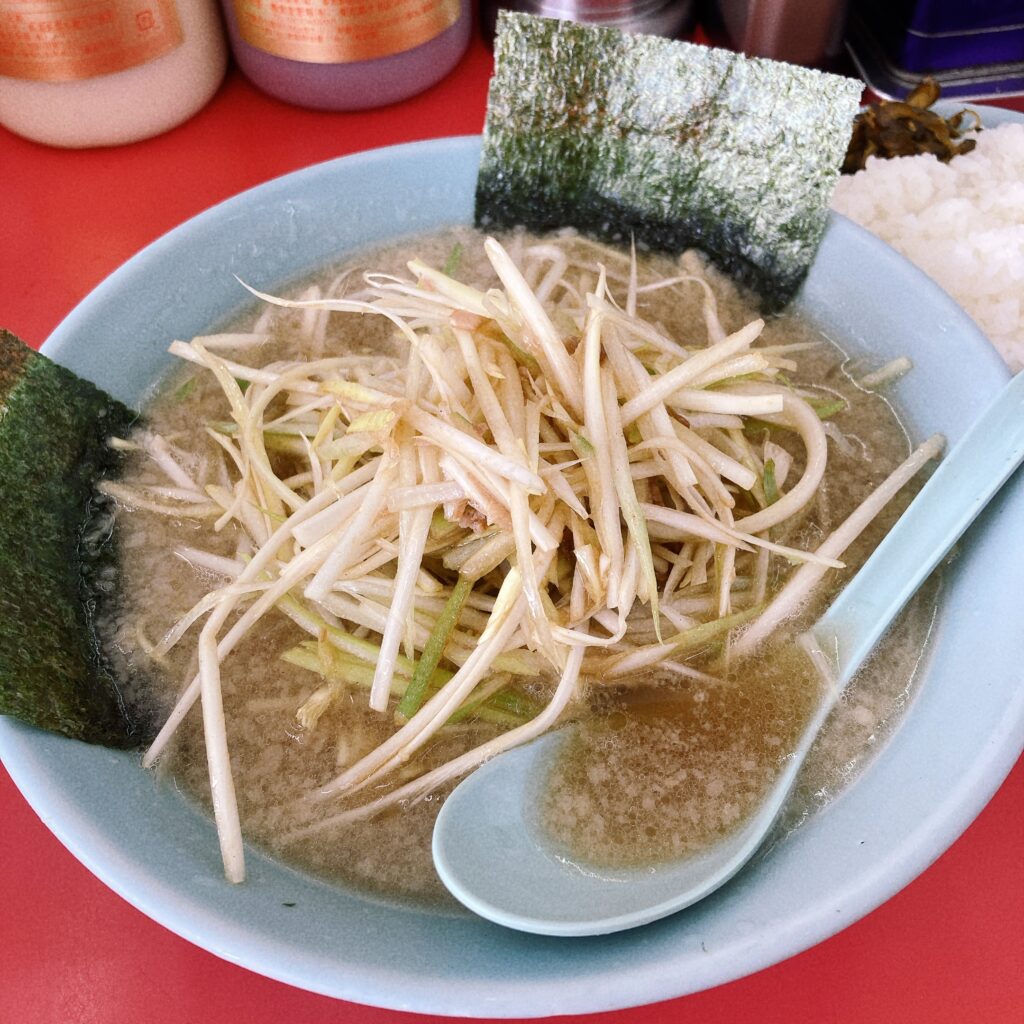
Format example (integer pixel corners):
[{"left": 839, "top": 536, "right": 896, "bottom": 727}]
[{"left": 2, "top": 30, "right": 1023, "bottom": 1024}]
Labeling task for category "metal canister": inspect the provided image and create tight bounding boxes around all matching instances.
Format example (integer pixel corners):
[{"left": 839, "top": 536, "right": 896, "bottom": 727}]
[{"left": 479, "top": 0, "right": 696, "bottom": 42}]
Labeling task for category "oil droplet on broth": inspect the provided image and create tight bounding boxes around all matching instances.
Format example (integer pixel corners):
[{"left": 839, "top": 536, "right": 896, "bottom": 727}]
[{"left": 542, "top": 644, "right": 823, "bottom": 868}]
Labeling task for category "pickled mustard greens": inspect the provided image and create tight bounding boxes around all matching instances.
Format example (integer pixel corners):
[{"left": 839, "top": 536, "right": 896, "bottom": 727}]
[
  {"left": 842, "top": 78, "right": 981, "bottom": 174},
  {"left": 104, "top": 232, "right": 941, "bottom": 885}
]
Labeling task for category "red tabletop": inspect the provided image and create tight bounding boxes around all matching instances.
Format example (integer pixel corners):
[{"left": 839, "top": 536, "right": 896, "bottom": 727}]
[{"left": 2, "top": 29, "right": 1023, "bottom": 1024}]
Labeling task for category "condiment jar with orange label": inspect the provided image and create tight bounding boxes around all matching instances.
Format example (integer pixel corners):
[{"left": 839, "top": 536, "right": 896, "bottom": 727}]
[
  {"left": 0, "top": 0, "right": 227, "bottom": 148},
  {"left": 219, "top": 0, "right": 471, "bottom": 110}
]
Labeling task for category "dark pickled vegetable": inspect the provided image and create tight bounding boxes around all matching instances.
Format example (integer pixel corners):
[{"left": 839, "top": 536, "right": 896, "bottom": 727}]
[{"left": 842, "top": 78, "right": 981, "bottom": 174}]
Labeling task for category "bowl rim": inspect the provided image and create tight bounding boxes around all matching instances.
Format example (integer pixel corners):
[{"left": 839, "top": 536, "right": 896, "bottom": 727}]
[{"left": 2, "top": 133, "right": 1023, "bottom": 1017}]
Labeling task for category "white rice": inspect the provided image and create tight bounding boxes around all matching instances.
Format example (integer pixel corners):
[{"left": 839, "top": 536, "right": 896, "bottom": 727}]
[{"left": 831, "top": 123, "right": 1024, "bottom": 372}]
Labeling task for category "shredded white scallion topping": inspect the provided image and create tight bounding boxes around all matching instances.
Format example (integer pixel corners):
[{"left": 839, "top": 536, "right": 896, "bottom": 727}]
[{"left": 112, "top": 234, "right": 940, "bottom": 883}]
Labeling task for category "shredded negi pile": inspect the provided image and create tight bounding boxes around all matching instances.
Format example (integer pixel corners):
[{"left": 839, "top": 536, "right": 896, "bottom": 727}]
[{"left": 107, "top": 234, "right": 941, "bottom": 882}]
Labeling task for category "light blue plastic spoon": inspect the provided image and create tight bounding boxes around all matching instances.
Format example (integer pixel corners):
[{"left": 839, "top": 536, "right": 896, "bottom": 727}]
[{"left": 433, "top": 372, "right": 1024, "bottom": 937}]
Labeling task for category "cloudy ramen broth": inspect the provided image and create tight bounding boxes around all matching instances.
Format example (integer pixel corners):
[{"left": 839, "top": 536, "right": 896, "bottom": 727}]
[
  {"left": 540, "top": 596, "right": 936, "bottom": 867},
  {"left": 99, "top": 227, "right": 935, "bottom": 905}
]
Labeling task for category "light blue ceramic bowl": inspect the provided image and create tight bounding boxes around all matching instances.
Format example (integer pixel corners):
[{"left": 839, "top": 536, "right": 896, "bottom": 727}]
[{"left": 2, "top": 136, "right": 1023, "bottom": 1017}]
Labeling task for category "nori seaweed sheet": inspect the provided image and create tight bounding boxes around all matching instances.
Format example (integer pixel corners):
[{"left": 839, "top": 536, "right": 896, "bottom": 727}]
[
  {"left": 476, "top": 13, "right": 863, "bottom": 308},
  {"left": 0, "top": 329, "right": 141, "bottom": 747}
]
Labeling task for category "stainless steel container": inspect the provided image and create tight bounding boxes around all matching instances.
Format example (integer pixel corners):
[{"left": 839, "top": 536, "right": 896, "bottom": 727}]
[
  {"left": 706, "top": 0, "right": 850, "bottom": 67},
  {"left": 480, "top": 0, "right": 696, "bottom": 41}
]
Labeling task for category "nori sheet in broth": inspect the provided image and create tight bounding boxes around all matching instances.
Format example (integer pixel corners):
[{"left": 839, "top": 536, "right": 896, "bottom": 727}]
[
  {"left": 0, "top": 329, "right": 141, "bottom": 747},
  {"left": 476, "top": 13, "right": 863, "bottom": 309}
]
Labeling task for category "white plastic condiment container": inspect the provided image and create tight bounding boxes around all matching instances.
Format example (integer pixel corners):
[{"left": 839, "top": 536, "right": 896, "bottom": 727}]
[{"left": 0, "top": 0, "right": 227, "bottom": 148}]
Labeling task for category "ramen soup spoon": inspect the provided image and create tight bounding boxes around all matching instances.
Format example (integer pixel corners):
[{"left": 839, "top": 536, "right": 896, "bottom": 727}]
[{"left": 432, "top": 371, "right": 1024, "bottom": 937}]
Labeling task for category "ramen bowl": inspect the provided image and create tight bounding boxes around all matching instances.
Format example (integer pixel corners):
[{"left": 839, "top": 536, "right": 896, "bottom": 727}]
[{"left": 1, "top": 137, "right": 1022, "bottom": 1017}]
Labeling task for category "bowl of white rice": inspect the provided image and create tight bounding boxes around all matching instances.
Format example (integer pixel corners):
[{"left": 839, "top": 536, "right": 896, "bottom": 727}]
[{"left": 831, "top": 102, "right": 1024, "bottom": 372}]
